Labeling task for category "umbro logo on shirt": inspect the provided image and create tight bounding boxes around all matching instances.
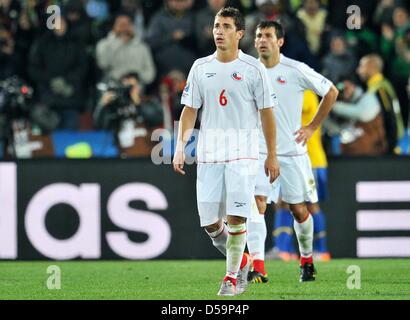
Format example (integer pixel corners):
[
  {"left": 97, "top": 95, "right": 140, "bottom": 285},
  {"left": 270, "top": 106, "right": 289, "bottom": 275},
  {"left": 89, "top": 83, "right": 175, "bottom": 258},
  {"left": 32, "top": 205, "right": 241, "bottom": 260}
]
[
  {"left": 231, "top": 72, "right": 243, "bottom": 81},
  {"left": 206, "top": 73, "right": 216, "bottom": 78}
]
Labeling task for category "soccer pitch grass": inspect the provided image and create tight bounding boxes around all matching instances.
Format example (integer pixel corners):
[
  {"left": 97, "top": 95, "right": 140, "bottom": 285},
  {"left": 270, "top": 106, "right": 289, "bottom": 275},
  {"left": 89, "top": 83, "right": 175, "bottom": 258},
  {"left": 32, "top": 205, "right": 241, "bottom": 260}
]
[{"left": 1, "top": 259, "right": 410, "bottom": 300}]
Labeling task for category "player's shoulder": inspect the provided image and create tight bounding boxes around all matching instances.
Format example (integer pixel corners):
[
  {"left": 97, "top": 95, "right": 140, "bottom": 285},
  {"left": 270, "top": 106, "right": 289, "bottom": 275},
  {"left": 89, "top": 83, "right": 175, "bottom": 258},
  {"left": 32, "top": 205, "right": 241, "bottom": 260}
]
[
  {"left": 191, "top": 54, "right": 217, "bottom": 70},
  {"left": 279, "top": 54, "right": 327, "bottom": 83},
  {"left": 238, "top": 51, "right": 264, "bottom": 70},
  {"left": 279, "top": 54, "right": 309, "bottom": 73}
]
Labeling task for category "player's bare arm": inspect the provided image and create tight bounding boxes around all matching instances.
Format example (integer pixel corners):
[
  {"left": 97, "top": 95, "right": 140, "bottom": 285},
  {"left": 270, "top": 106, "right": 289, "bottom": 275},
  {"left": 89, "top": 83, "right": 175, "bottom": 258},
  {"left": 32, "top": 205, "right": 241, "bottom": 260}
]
[
  {"left": 295, "top": 84, "right": 339, "bottom": 146},
  {"left": 173, "top": 106, "right": 197, "bottom": 175},
  {"left": 260, "top": 107, "right": 280, "bottom": 183}
]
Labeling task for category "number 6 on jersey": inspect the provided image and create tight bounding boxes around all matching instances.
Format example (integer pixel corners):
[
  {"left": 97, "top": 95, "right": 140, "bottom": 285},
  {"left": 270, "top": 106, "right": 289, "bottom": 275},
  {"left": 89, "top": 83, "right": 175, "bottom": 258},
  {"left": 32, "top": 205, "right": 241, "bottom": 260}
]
[{"left": 219, "top": 89, "right": 228, "bottom": 107}]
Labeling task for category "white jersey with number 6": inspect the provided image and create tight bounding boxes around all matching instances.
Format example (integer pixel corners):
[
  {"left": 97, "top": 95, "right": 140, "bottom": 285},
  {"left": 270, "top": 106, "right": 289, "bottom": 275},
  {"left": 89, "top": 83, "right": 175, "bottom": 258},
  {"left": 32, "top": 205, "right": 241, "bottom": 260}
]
[{"left": 181, "top": 50, "right": 278, "bottom": 163}]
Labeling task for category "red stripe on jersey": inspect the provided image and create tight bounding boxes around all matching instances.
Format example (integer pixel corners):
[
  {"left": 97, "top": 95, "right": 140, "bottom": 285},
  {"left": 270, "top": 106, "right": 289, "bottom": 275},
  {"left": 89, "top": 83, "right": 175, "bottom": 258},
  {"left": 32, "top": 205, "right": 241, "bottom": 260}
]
[{"left": 198, "top": 157, "right": 258, "bottom": 164}]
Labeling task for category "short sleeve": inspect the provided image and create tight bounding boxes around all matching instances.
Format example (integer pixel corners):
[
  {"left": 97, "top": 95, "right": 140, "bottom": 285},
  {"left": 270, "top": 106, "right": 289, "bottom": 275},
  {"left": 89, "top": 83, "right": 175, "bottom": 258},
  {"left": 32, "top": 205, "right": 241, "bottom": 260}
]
[
  {"left": 181, "top": 64, "right": 202, "bottom": 109},
  {"left": 253, "top": 63, "right": 278, "bottom": 110},
  {"left": 298, "top": 63, "right": 333, "bottom": 97}
]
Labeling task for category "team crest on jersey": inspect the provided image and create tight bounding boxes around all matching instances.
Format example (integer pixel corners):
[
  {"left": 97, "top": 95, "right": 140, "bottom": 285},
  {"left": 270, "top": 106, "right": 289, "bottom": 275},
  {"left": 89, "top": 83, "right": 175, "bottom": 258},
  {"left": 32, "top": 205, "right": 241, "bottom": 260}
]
[
  {"left": 231, "top": 72, "right": 243, "bottom": 81},
  {"left": 276, "top": 76, "right": 286, "bottom": 85}
]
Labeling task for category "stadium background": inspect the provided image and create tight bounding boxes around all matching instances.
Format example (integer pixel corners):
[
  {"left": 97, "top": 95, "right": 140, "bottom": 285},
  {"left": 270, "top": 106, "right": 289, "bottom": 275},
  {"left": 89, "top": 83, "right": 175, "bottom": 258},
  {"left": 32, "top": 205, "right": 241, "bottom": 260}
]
[{"left": 0, "top": 0, "right": 409, "bottom": 262}]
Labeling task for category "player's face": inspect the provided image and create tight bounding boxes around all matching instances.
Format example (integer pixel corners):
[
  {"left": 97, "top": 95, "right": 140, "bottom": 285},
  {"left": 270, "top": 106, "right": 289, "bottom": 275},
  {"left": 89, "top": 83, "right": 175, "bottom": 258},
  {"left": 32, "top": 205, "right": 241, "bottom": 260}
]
[
  {"left": 213, "top": 16, "right": 243, "bottom": 51},
  {"left": 255, "top": 27, "right": 283, "bottom": 59}
]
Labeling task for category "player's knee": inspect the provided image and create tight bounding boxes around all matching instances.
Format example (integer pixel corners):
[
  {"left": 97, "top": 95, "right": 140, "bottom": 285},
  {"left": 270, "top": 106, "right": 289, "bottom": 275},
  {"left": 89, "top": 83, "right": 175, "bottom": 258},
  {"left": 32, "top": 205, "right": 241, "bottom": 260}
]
[
  {"left": 255, "top": 196, "right": 267, "bottom": 214},
  {"left": 204, "top": 221, "right": 222, "bottom": 234},
  {"left": 226, "top": 215, "right": 246, "bottom": 225},
  {"left": 307, "top": 202, "right": 320, "bottom": 214},
  {"left": 289, "top": 204, "right": 309, "bottom": 223}
]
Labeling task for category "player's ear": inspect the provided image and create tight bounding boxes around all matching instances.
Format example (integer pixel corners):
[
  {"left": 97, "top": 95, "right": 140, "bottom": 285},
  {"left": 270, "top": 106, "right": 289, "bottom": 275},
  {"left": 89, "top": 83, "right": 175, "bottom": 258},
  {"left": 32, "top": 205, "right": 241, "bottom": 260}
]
[
  {"left": 237, "top": 30, "right": 244, "bottom": 41},
  {"left": 278, "top": 38, "right": 285, "bottom": 48}
]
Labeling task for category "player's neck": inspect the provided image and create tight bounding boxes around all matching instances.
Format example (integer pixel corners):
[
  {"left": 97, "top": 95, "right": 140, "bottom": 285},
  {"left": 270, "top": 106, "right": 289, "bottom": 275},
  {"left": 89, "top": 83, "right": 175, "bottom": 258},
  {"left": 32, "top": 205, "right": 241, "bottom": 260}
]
[
  {"left": 261, "top": 54, "right": 280, "bottom": 68},
  {"left": 216, "top": 48, "right": 239, "bottom": 63}
]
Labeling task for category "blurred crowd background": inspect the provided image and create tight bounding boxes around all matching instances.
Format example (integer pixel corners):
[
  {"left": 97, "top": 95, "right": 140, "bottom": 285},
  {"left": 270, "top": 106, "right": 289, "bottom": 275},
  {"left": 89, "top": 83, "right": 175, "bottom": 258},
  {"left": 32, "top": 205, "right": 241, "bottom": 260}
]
[{"left": 0, "top": 0, "right": 409, "bottom": 159}]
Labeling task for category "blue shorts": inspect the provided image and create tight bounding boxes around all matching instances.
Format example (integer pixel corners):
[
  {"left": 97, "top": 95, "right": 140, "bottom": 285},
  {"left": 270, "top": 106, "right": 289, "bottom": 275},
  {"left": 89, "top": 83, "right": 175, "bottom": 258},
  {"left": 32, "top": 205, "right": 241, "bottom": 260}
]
[{"left": 312, "top": 168, "right": 328, "bottom": 202}]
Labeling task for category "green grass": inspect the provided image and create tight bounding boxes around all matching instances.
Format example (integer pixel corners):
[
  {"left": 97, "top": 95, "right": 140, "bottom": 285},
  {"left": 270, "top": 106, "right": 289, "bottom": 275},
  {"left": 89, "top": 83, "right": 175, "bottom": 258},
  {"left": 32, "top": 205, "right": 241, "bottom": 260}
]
[{"left": 1, "top": 259, "right": 410, "bottom": 300}]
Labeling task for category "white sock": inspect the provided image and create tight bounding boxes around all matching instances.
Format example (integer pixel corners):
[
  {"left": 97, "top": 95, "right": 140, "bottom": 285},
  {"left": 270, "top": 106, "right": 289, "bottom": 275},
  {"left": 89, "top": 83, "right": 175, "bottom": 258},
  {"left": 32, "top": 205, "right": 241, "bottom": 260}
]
[
  {"left": 226, "top": 223, "right": 247, "bottom": 279},
  {"left": 247, "top": 204, "right": 267, "bottom": 261},
  {"left": 293, "top": 214, "right": 314, "bottom": 258},
  {"left": 206, "top": 223, "right": 227, "bottom": 256}
]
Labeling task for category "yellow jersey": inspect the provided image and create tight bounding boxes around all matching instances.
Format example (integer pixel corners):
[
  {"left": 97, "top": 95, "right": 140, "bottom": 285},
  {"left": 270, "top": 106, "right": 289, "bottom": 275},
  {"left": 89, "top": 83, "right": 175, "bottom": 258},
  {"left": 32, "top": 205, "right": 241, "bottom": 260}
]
[{"left": 302, "top": 90, "right": 328, "bottom": 168}]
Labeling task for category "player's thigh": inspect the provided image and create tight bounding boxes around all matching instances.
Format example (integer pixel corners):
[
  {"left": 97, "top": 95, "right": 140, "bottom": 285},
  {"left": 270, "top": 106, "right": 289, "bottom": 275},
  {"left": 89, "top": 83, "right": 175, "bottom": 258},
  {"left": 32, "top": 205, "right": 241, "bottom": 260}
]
[
  {"left": 267, "top": 178, "right": 281, "bottom": 206},
  {"left": 250, "top": 196, "right": 266, "bottom": 223},
  {"left": 255, "top": 157, "right": 281, "bottom": 208},
  {"left": 255, "top": 156, "right": 272, "bottom": 198},
  {"left": 278, "top": 155, "right": 318, "bottom": 204},
  {"left": 196, "top": 163, "right": 225, "bottom": 227},
  {"left": 277, "top": 157, "right": 305, "bottom": 204},
  {"left": 224, "top": 159, "right": 258, "bottom": 219}
]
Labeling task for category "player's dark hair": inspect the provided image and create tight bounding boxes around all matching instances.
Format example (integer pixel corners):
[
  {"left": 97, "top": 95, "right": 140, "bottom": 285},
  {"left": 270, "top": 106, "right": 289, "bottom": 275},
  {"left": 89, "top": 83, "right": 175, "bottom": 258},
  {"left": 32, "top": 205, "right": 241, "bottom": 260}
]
[
  {"left": 256, "top": 21, "right": 285, "bottom": 39},
  {"left": 215, "top": 7, "right": 245, "bottom": 31}
]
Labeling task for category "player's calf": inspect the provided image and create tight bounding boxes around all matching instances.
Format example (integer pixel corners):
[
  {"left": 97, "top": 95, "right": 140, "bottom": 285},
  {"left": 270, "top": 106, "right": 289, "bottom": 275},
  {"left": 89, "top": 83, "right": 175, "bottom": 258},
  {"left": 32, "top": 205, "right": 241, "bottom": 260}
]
[
  {"left": 290, "top": 203, "right": 316, "bottom": 282},
  {"left": 205, "top": 220, "right": 227, "bottom": 256}
]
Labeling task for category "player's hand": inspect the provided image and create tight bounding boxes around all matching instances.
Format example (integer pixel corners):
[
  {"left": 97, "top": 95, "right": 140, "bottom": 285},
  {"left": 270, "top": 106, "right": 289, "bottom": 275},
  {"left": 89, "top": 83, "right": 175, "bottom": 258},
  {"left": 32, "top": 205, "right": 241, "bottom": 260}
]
[
  {"left": 173, "top": 149, "right": 186, "bottom": 175},
  {"left": 264, "top": 155, "right": 280, "bottom": 184},
  {"left": 294, "top": 125, "right": 315, "bottom": 146}
]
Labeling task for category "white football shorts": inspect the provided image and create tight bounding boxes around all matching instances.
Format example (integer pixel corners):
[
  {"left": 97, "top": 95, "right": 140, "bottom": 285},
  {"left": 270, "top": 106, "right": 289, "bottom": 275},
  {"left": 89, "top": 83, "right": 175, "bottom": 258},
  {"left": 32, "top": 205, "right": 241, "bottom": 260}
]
[
  {"left": 196, "top": 159, "right": 258, "bottom": 227},
  {"left": 255, "top": 153, "right": 318, "bottom": 205}
]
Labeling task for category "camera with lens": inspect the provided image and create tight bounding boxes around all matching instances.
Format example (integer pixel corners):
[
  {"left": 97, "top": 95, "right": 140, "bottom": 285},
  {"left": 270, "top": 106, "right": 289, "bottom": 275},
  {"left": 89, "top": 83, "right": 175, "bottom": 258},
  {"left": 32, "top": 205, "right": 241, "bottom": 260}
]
[
  {"left": 97, "top": 81, "right": 134, "bottom": 112},
  {"left": 0, "top": 76, "right": 33, "bottom": 119},
  {"left": 95, "top": 77, "right": 163, "bottom": 135},
  {"left": 0, "top": 76, "right": 36, "bottom": 157}
]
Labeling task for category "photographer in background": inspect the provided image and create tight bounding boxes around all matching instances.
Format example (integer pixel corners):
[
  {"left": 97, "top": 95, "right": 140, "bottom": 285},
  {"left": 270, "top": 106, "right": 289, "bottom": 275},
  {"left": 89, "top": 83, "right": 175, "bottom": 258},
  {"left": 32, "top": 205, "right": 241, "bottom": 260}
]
[
  {"left": 96, "top": 12, "right": 156, "bottom": 85},
  {"left": 356, "top": 54, "right": 405, "bottom": 154},
  {"left": 94, "top": 72, "right": 163, "bottom": 156},
  {"left": 329, "top": 77, "right": 388, "bottom": 156}
]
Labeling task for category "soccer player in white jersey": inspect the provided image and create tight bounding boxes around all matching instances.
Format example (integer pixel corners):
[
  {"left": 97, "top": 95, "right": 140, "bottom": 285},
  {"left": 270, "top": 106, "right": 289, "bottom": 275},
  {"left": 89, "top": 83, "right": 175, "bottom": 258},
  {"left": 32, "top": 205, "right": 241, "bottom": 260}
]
[
  {"left": 247, "top": 21, "right": 338, "bottom": 283},
  {"left": 173, "top": 8, "right": 279, "bottom": 296}
]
